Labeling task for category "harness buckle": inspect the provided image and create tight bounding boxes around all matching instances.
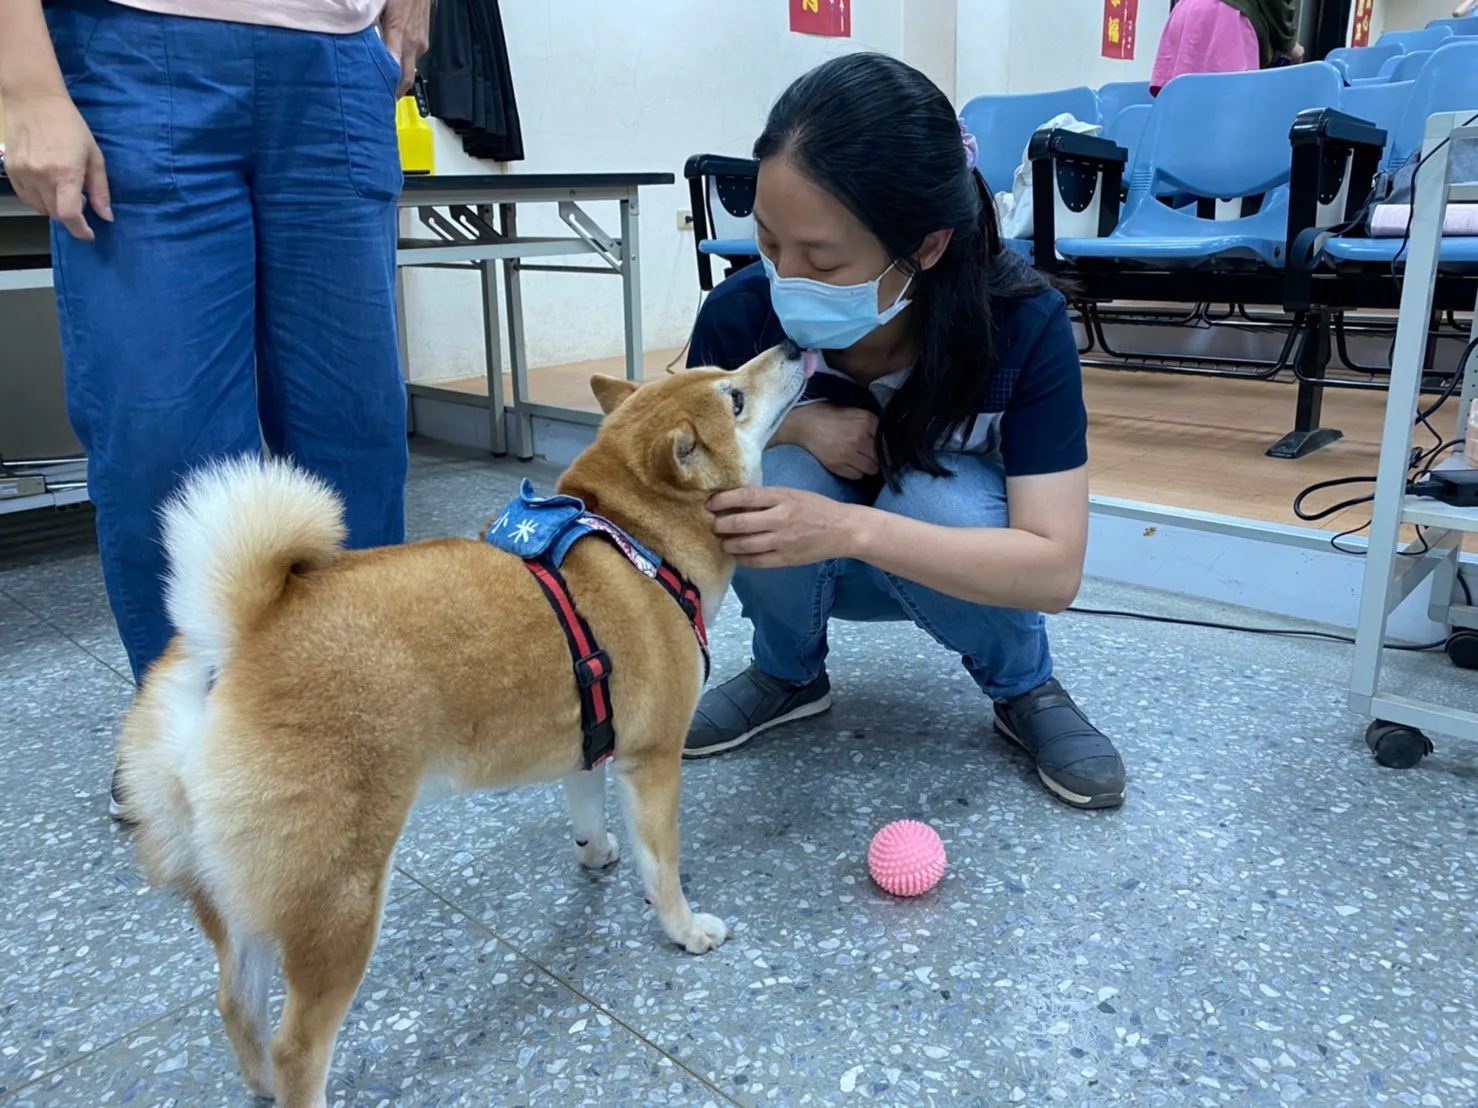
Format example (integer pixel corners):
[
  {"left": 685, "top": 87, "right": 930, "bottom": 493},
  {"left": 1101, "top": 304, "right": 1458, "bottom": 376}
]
[{"left": 574, "top": 649, "right": 611, "bottom": 689}]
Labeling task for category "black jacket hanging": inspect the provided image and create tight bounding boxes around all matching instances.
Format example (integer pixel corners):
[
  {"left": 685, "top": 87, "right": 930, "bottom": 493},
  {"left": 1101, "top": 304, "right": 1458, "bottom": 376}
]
[{"left": 421, "top": 0, "right": 525, "bottom": 163}]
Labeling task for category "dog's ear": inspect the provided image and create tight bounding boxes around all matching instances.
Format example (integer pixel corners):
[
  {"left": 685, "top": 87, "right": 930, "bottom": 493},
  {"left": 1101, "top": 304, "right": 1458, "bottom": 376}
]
[
  {"left": 590, "top": 375, "right": 640, "bottom": 414},
  {"left": 651, "top": 422, "right": 711, "bottom": 488}
]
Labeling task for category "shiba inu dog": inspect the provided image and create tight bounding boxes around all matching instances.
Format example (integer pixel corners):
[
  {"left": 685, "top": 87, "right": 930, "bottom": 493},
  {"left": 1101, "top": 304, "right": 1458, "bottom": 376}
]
[{"left": 115, "top": 344, "right": 810, "bottom": 1107}]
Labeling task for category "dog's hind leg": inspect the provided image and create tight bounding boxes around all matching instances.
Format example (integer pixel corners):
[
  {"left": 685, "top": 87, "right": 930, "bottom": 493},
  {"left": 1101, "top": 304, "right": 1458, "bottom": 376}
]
[
  {"left": 563, "top": 765, "right": 619, "bottom": 870},
  {"left": 613, "top": 751, "right": 729, "bottom": 954},
  {"left": 189, "top": 890, "right": 276, "bottom": 1098},
  {"left": 270, "top": 877, "right": 386, "bottom": 1108}
]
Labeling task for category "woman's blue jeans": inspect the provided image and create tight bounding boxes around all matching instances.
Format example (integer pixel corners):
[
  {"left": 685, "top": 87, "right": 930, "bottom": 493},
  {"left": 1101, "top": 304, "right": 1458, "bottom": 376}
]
[
  {"left": 46, "top": 0, "right": 409, "bottom": 683},
  {"left": 734, "top": 446, "right": 1055, "bottom": 700}
]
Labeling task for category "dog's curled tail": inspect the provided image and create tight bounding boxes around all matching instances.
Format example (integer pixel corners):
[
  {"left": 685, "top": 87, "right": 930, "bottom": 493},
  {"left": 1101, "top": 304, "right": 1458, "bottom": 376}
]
[{"left": 162, "top": 456, "right": 346, "bottom": 673}]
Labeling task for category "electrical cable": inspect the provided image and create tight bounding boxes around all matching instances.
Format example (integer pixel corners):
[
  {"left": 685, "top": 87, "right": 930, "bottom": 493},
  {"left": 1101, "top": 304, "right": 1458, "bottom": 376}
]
[{"left": 1065, "top": 603, "right": 1452, "bottom": 653}]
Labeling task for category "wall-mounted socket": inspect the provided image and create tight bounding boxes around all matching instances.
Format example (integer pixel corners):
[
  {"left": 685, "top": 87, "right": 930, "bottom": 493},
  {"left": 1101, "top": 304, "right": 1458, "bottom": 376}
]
[{"left": 677, "top": 210, "right": 694, "bottom": 231}]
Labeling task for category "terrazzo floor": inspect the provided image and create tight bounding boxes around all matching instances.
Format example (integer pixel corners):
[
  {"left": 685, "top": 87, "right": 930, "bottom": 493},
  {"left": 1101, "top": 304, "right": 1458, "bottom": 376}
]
[{"left": 3, "top": 444, "right": 1478, "bottom": 1108}]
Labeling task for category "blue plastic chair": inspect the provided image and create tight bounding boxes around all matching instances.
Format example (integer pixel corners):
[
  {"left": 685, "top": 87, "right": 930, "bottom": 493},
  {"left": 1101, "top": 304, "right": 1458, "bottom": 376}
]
[
  {"left": 1104, "top": 103, "right": 1153, "bottom": 168},
  {"left": 1097, "top": 82, "right": 1153, "bottom": 130},
  {"left": 1339, "top": 79, "right": 1416, "bottom": 142},
  {"left": 1321, "top": 41, "right": 1478, "bottom": 268},
  {"left": 1425, "top": 17, "right": 1478, "bottom": 35},
  {"left": 1327, "top": 43, "right": 1404, "bottom": 81},
  {"left": 1056, "top": 63, "right": 1345, "bottom": 268},
  {"left": 1386, "top": 50, "right": 1433, "bottom": 82},
  {"left": 1376, "top": 27, "right": 1454, "bottom": 52},
  {"left": 960, "top": 87, "right": 1101, "bottom": 195}
]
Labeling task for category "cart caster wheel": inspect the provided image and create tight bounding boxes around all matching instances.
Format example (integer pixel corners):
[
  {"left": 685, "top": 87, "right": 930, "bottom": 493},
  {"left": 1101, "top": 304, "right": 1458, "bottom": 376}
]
[
  {"left": 1446, "top": 628, "right": 1478, "bottom": 670},
  {"left": 1365, "top": 720, "right": 1433, "bottom": 769}
]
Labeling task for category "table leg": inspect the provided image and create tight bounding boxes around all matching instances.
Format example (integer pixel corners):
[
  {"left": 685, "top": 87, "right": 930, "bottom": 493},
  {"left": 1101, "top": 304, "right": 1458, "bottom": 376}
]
[
  {"left": 500, "top": 202, "right": 534, "bottom": 460},
  {"left": 620, "top": 190, "right": 645, "bottom": 383},
  {"left": 395, "top": 265, "right": 415, "bottom": 436},
  {"left": 477, "top": 207, "right": 508, "bottom": 455}
]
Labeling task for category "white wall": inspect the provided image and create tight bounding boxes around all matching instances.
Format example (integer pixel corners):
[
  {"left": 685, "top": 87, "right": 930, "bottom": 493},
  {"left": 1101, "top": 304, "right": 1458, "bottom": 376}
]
[
  {"left": 1383, "top": 0, "right": 1464, "bottom": 29},
  {"left": 402, "top": 0, "right": 919, "bottom": 382},
  {"left": 955, "top": 0, "right": 1172, "bottom": 101}
]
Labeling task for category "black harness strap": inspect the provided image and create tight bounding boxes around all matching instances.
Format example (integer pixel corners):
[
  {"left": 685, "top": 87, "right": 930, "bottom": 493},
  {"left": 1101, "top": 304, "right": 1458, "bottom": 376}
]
[{"left": 523, "top": 541, "right": 709, "bottom": 771}]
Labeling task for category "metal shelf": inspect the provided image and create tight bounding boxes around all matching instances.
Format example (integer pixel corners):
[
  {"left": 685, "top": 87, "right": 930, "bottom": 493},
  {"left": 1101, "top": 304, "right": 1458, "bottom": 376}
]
[
  {"left": 0, "top": 458, "right": 89, "bottom": 515},
  {"left": 1348, "top": 111, "right": 1478, "bottom": 745}
]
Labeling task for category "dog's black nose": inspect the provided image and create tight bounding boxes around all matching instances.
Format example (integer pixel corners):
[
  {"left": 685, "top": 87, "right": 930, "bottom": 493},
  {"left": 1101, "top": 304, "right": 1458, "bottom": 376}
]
[{"left": 781, "top": 338, "right": 802, "bottom": 360}]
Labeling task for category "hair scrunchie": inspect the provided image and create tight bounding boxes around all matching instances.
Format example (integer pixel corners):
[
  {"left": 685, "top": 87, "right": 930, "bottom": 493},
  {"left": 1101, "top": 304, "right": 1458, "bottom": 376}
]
[{"left": 958, "top": 117, "right": 979, "bottom": 171}]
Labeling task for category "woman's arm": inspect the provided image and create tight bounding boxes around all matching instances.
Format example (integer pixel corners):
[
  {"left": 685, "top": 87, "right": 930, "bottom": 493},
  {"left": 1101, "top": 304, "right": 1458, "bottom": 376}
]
[
  {"left": 710, "top": 465, "right": 1089, "bottom": 614},
  {"left": 847, "top": 467, "right": 1088, "bottom": 613},
  {"left": 0, "top": 0, "right": 111, "bottom": 240}
]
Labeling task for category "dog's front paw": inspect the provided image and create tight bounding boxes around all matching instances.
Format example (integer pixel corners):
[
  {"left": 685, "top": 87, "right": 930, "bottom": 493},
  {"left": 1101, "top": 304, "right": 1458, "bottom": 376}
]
[
  {"left": 577, "top": 832, "right": 620, "bottom": 870},
  {"left": 680, "top": 913, "right": 731, "bottom": 955}
]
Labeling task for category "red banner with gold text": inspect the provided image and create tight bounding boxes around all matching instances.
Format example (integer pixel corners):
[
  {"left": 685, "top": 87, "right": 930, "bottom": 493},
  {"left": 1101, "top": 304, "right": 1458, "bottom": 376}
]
[
  {"left": 1101, "top": 0, "right": 1139, "bottom": 59},
  {"left": 790, "top": 0, "right": 850, "bottom": 37},
  {"left": 1351, "top": 0, "right": 1374, "bottom": 46}
]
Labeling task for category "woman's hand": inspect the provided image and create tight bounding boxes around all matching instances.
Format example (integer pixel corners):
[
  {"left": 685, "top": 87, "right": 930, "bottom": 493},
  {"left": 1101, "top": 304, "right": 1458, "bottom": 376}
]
[
  {"left": 380, "top": 0, "right": 432, "bottom": 97},
  {"left": 3, "top": 90, "right": 110, "bottom": 241},
  {"left": 1290, "top": 43, "right": 1305, "bottom": 63},
  {"left": 775, "top": 403, "right": 878, "bottom": 481},
  {"left": 709, "top": 486, "right": 861, "bottom": 569}
]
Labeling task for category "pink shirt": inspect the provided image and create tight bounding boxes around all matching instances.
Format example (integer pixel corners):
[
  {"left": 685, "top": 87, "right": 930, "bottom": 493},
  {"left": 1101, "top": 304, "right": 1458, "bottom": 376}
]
[{"left": 110, "top": 0, "right": 386, "bottom": 34}]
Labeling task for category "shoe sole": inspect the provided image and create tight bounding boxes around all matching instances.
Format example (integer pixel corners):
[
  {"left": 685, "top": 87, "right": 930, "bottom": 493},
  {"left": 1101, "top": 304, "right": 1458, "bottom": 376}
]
[
  {"left": 994, "top": 715, "right": 1125, "bottom": 810},
  {"left": 683, "top": 693, "right": 834, "bottom": 759}
]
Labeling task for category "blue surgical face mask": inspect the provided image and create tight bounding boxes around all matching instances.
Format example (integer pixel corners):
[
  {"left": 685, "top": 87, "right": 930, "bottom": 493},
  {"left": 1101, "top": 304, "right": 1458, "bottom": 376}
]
[{"left": 761, "top": 253, "right": 913, "bottom": 351}]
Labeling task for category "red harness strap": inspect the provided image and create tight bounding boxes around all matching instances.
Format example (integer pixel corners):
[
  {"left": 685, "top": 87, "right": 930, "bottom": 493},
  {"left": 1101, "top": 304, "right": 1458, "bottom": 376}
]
[{"left": 524, "top": 550, "right": 709, "bottom": 771}]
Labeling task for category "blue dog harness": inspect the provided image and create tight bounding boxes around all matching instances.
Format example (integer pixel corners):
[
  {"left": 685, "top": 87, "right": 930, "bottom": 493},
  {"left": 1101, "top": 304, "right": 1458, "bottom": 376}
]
[{"left": 484, "top": 479, "right": 710, "bottom": 770}]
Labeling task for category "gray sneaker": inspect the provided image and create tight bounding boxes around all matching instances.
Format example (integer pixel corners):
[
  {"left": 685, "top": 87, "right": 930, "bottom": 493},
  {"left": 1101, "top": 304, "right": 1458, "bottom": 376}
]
[
  {"left": 684, "top": 663, "right": 833, "bottom": 758},
  {"left": 993, "top": 678, "right": 1126, "bottom": 809}
]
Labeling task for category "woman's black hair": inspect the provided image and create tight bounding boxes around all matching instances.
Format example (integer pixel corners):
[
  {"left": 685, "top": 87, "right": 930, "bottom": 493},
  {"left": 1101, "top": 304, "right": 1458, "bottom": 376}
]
[{"left": 754, "top": 52, "right": 1049, "bottom": 487}]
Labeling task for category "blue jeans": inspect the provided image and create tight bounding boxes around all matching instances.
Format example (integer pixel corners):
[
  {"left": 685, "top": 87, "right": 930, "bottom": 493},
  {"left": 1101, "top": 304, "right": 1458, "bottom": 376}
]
[
  {"left": 735, "top": 446, "right": 1054, "bottom": 700},
  {"left": 47, "top": 0, "right": 409, "bottom": 683}
]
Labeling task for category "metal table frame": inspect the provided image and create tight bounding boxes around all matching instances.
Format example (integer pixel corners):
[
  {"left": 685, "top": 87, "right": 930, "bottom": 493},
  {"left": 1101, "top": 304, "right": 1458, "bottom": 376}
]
[
  {"left": 1349, "top": 111, "right": 1478, "bottom": 742},
  {"left": 0, "top": 172, "right": 674, "bottom": 484},
  {"left": 395, "top": 173, "right": 672, "bottom": 459}
]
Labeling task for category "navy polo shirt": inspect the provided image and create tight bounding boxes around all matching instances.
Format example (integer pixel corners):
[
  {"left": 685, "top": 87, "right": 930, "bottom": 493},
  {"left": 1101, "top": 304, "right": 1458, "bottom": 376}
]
[{"left": 687, "top": 262, "right": 1088, "bottom": 478}]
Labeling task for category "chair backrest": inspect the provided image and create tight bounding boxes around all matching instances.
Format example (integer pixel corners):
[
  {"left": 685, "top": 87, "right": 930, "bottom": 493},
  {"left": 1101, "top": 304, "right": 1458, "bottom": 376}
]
[
  {"left": 1130, "top": 63, "right": 1345, "bottom": 200},
  {"left": 1426, "top": 17, "right": 1478, "bottom": 35},
  {"left": 1340, "top": 79, "right": 1416, "bottom": 144},
  {"left": 1377, "top": 26, "right": 1454, "bottom": 52},
  {"left": 1328, "top": 43, "right": 1405, "bottom": 81},
  {"left": 1388, "top": 39, "right": 1478, "bottom": 166},
  {"left": 1097, "top": 81, "right": 1154, "bottom": 129},
  {"left": 959, "top": 87, "right": 1101, "bottom": 194},
  {"left": 1388, "top": 50, "right": 1433, "bottom": 83},
  {"left": 1105, "top": 103, "right": 1153, "bottom": 169}
]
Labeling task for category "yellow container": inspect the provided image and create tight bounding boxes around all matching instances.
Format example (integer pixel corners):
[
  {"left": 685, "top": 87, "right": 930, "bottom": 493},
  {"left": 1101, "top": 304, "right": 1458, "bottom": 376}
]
[{"left": 397, "top": 97, "right": 434, "bottom": 176}]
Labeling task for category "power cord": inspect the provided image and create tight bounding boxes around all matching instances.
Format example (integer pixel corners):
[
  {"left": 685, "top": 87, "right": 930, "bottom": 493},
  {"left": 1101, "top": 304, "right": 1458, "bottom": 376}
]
[
  {"left": 1293, "top": 334, "right": 1477, "bottom": 554},
  {"left": 1065, "top": 601, "right": 1457, "bottom": 653}
]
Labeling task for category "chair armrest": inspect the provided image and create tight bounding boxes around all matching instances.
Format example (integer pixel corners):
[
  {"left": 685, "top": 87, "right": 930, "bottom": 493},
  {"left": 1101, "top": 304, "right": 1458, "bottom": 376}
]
[
  {"left": 683, "top": 155, "right": 759, "bottom": 292},
  {"left": 1285, "top": 109, "right": 1388, "bottom": 304},
  {"left": 1027, "top": 130, "right": 1130, "bottom": 271}
]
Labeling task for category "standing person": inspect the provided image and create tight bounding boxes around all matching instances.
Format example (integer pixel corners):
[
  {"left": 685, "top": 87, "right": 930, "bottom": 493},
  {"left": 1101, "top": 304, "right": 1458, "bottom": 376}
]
[
  {"left": 1152, "top": 0, "right": 1302, "bottom": 94},
  {"left": 684, "top": 53, "right": 1126, "bottom": 811},
  {"left": 0, "top": 0, "right": 429, "bottom": 816}
]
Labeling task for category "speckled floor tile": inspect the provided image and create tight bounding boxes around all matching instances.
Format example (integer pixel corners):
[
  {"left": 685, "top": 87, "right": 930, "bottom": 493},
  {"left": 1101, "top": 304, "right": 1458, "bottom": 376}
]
[
  {"left": 0, "top": 554, "right": 131, "bottom": 682},
  {"left": 8, "top": 450, "right": 1478, "bottom": 1107},
  {"left": 3, "top": 884, "right": 732, "bottom": 1108},
  {"left": 411, "top": 587, "right": 1478, "bottom": 1107}
]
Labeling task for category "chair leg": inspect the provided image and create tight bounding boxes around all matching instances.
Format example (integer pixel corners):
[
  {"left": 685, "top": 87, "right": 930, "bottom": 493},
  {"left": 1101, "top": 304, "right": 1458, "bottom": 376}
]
[{"left": 1268, "top": 312, "right": 1344, "bottom": 459}]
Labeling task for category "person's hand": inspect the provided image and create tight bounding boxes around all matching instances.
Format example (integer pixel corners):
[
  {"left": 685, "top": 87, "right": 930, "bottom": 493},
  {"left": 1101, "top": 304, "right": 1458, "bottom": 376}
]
[
  {"left": 380, "top": 0, "right": 432, "bottom": 97},
  {"left": 3, "top": 90, "right": 110, "bottom": 241},
  {"left": 1290, "top": 43, "right": 1305, "bottom": 63},
  {"left": 779, "top": 403, "right": 878, "bottom": 481},
  {"left": 708, "top": 486, "right": 861, "bottom": 569}
]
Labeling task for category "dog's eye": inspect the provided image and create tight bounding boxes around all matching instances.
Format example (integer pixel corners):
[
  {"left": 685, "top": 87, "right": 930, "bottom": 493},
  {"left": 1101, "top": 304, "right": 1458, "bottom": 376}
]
[{"left": 731, "top": 390, "right": 746, "bottom": 417}]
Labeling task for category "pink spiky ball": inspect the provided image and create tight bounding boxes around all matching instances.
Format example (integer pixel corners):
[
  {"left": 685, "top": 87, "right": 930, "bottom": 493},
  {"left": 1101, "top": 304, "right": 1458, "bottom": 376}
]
[{"left": 867, "top": 820, "right": 947, "bottom": 897}]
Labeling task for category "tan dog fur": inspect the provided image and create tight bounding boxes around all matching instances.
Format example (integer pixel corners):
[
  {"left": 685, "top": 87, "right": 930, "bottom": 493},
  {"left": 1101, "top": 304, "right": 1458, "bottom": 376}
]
[{"left": 116, "top": 346, "right": 808, "bottom": 1108}]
